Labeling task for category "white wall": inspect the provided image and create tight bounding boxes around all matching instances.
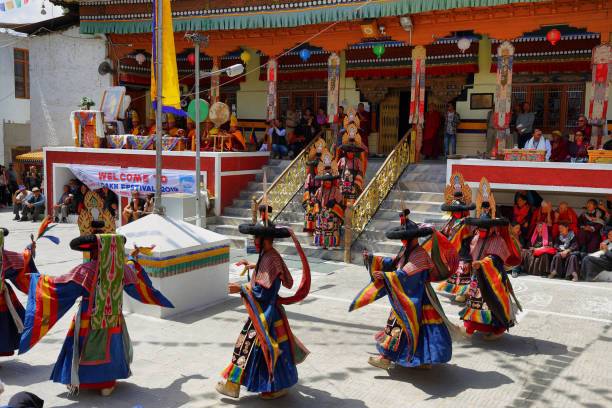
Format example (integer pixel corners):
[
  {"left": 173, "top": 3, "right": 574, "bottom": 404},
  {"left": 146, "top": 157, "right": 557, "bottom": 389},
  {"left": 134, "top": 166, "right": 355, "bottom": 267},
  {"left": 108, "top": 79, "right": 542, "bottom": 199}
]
[
  {"left": 28, "top": 26, "right": 111, "bottom": 150},
  {"left": 0, "top": 32, "right": 30, "bottom": 164}
]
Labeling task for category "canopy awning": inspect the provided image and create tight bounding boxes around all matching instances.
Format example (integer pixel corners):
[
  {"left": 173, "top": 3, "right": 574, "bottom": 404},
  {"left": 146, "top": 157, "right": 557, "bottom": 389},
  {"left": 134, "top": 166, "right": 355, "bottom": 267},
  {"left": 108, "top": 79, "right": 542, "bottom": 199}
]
[{"left": 16, "top": 151, "right": 44, "bottom": 165}]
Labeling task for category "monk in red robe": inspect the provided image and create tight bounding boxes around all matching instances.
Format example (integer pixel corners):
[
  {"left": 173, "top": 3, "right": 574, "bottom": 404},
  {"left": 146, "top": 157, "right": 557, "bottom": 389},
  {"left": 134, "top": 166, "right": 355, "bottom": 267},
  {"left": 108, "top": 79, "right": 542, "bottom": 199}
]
[
  {"left": 552, "top": 202, "right": 578, "bottom": 238},
  {"left": 422, "top": 103, "right": 441, "bottom": 158}
]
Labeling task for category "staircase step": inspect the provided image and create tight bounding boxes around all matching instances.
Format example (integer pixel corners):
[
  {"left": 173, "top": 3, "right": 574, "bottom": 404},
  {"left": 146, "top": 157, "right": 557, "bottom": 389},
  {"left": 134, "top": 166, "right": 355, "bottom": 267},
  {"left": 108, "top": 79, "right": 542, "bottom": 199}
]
[
  {"left": 386, "top": 191, "right": 445, "bottom": 202},
  {"left": 397, "top": 181, "right": 445, "bottom": 193}
]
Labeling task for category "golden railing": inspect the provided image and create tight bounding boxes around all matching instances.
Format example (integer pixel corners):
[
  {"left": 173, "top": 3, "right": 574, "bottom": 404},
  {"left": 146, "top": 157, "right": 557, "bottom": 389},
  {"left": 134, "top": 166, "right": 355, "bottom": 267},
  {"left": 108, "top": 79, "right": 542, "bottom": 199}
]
[
  {"left": 344, "top": 130, "right": 414, "bottom": 262},
  {"left": 252, "top": 128, "right": 333, "bottom": 222}
]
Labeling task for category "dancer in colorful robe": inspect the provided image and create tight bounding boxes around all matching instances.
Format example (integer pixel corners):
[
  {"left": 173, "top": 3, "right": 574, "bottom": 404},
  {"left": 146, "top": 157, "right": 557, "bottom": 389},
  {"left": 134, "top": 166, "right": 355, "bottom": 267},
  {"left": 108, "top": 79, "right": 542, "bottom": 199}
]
[
  {"left": 337, "top": 130, "right": 365, "bottom": 207},
  {"left": 436, "top": 172, "right": 475, "bottom": 303},
  {"left": 459, "top": 178, "right": 522, "bottom": 341},
  {"left": 1, "top": 228, "right": 37, "bottom": 361},
  {"left": 313, "top": 153, "right": 344, "bottom": 249},
  {"left": 350, "top": 210, "right": 459, "bottom": 370},
  {"left": 217, "top": 206, "right": 311, "bottom": 400},
  {"left": 19, "top": 223, "right": 174, "bottom": 396},
  {"left": 302, "top": 139, "right": 327, "bottom": 234}
]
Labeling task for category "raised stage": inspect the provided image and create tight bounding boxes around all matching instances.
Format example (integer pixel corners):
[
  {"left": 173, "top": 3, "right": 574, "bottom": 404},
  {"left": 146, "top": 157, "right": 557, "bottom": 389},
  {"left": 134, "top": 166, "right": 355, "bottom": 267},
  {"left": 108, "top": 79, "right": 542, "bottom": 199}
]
[{"left": 44, "top": 147, "right": 269, "bottom": 221}]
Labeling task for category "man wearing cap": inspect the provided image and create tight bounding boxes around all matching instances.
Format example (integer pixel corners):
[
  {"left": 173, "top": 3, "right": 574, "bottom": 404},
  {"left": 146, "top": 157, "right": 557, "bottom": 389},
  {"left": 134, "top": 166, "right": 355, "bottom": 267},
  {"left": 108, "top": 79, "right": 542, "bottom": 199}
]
[
  {"left": 19, "top": 222, "right": 173, "bottom": 397},
  {"left": 460, "top": 178, "right": 522, "bottom": 341},
  {"left": 20, "top": 187, "right": 45, "bottom": 223},
  {"left": 350, "top": 209, "right": 458, "bottom": 371},
  {"left": 53, "top": 185, "right": 73, "bottom": 223},
  {"left": 217, "top": 205, "right": 310, "bottom": 400},
  {"left": 12, "top": 185, "right": 30, "bottom": 221},
  {"left": 0, "top": 228, "right": 37, "bottom": 363}
]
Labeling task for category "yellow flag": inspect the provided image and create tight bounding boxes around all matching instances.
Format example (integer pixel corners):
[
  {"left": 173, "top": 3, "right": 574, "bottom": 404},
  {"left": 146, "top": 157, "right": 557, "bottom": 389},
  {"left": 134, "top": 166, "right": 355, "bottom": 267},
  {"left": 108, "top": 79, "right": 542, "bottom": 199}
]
[{"left": 151, "top": 0, "right": 185, "bottom": 116}]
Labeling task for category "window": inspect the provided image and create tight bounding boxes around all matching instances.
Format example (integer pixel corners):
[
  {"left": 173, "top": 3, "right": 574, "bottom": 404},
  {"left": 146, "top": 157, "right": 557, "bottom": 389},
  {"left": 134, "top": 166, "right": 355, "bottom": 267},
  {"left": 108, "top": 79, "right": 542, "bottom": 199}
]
[
  {"left": 277, "top": 90, "right": 327, "bottom": 119},
  {"left": 14, "top": 48, "right": 29, "bottom": 99},
  {"left": 512, "top": 84, "right": 585, "bottom": 132}
]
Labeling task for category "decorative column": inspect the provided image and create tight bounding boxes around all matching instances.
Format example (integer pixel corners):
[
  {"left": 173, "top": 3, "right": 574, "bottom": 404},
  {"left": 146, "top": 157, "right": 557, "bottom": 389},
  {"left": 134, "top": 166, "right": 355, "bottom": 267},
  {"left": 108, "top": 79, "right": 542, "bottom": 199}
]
[
  {"left": 588, "top": 44, "right": 611, "bottom": 149},
  {"left": 266, "top": 57, "right": 278, "bottom": 121},
  {"left": 493, "top": 41, "right": 515, "bottom": 156},
  {"left": 209, "top": 56, "right": 221, "bottom": 103},
  {"left": 327, "top": 52, "right": 341, "bottom": 141},
  {"left": 409, "top": 45, "right": 426, "bottom": 163}
]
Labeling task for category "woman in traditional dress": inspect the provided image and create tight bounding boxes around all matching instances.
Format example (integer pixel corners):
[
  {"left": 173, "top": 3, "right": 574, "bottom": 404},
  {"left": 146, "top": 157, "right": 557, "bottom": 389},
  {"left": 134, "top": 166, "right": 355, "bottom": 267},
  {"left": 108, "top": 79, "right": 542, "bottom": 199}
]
[
  {"left": 337, "top": 129, "right": 365, "bottom": 207},
  {"left": 19, "top": 222, "right": 174, "bottom": 396},
  {"left": 217, "top": 205, "right": 311, "bottom": 400},
  {"left": 313, "top": 154, "right": 344, "bottom": 249},
  {"left": 460, "top": 178, "right": 522, "bottom": 341},
  {"left": 0, "top": 228, "right": 37, "bottom": 363},
  {"left": 350, "top": 209, "right": 459, "bottom": 370},
  {"left": 522, "top": 222, "right": 554, "bottom": 276},
  {"left": 436, "top": 173, "right": 476, "bottom": 303},
  {"left": 548, "top": 222, "right": 580, "bottom": 281}
]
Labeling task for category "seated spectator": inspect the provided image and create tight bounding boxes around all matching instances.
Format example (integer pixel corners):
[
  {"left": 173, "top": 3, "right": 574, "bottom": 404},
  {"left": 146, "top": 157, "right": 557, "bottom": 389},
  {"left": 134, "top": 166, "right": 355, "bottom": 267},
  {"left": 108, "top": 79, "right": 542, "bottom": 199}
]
[
  {"left": 227, "top": 115, "right": 246, "bottom": 151},
  {"left": 76, "top": 184, "right": 89, "bottom": 213},
  {"left": 522, "top": 222, "right": 554, "bottom": 276},
  {"left": 511, "top": 221, "right": 527, "bottom": 278},
  {"left": 530, "top": 200, "right": 554, "bottom": 238},
  {"left": 143, "top": 193, "right": 155, "bottom": 215},
  {"left": 578, "top": 199, "right": 605, "bottom": 253},
  {"left": 123, "top": 190, "right": 144, "bottom": 223},
  {"left": 599, "top": 196, "right": 611, "bottom": 229},
  {"left": 524, "top": 129, "right": 551, "bottom": 160},
  {"left": 581, "top": 229, "right": 612, "bottom": 281},
  {"left": 512, "top": 193, "right": 532, "bottom": 241},
  {"left": 287, "top": 127, "right": 307, "bottom": 159},
  {"left": 186, "top": 117, "right": 196, "bottom": 142},
  {"left": 53, "top": 185, "right": 73, "bottom": 223},
  {"left": 548, "top": 222, "right": 580, "bottom": 281},
  {"left": 268, "top": 119, "right": 288, "bottom": 158},
  {"left": 100, "top": 186, "right": 118, "bottom": 218},
  {"left": 567, "top": 130, "right": 592, "bottom": 163},
  {"left": 514, "top": 189, "right": 543, "bottom": 208},
  {"left": 549, "top": 130, "right": 569, "bottom": 162},
  {"left": 12, "top": 185, "right": 30, "bottom": 221},
  {"left": 553, "top": 201, "right": 578, "bottom": 237},
  {"left": 20, "top": 187, "right": 45, "bottom": 222}
]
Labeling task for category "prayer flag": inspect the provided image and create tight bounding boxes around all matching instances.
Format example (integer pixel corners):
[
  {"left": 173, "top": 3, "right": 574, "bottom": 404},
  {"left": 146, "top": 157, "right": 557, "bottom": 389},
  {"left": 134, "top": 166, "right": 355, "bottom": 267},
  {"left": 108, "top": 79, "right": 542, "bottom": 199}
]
[
  {"left": 5, "top": 1, "right": 14, "bottom": 10},
  {"left": 14, "top": 0, "right": 20, "bottom": 7},
  {"left": 151, "top": 0, "right": 187, "bottom": 116},
  {"left": 0, "top": 2, "right": 6, "bottom": 12}
]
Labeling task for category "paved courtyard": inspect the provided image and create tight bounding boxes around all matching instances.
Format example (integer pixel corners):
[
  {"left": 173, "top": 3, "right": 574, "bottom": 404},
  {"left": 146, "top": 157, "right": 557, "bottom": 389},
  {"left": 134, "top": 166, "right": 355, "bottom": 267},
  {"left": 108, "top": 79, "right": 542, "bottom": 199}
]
[{"left": 1, "top": 211, "right": 611, "bottom": 408}]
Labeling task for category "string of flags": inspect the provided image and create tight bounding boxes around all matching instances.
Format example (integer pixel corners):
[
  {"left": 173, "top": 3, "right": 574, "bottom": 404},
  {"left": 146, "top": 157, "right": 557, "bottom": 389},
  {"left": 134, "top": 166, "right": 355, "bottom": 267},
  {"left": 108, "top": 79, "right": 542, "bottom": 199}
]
[{"left": 0, "top": 0, "right": 29, "bottom": 12}]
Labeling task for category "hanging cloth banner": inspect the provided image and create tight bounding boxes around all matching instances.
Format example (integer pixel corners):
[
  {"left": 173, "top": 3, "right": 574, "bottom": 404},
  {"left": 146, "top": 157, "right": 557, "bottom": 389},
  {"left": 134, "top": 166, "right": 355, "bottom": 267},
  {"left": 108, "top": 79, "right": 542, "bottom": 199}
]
[
  {"left": 209, "top": 57, "right": 221, "bottom": 103},
  {"left": 588, "top": 44, "right": 611, "bottom": 148},
  {"left": 327, "top": 53, "right": 341, "bottom": 124},
  {"left": 151, "top": 0, "right": 187, "bottom": 116},
  {"left": 494, "top": 41, "right": 514, "bottom": 143},
  {"left": 266, "top": 58, "right": 278, "bottom": 121},
  {"left": 68, "top": 164, "right": 199, "bottom": 197},
  {"left": 409, "top": 45, "right": 426, "bottom": 157}
]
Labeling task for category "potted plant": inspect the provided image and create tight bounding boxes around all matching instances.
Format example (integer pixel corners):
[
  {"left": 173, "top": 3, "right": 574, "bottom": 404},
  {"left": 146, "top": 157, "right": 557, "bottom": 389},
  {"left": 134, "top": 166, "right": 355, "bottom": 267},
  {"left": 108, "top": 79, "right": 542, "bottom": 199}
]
[{"left": 79, "top": 97, "right": 95, "bottom": 110}]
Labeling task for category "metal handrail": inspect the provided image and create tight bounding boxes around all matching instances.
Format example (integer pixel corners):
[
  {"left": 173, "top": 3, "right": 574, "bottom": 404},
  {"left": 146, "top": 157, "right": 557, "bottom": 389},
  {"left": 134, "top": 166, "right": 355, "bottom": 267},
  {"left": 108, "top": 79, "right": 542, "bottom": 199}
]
[
  {"left": 344, "top": 130, "right": 414, "bottom": 262},
  {"left": 252, "top": 128, "right": 333, "bottom": 222}
]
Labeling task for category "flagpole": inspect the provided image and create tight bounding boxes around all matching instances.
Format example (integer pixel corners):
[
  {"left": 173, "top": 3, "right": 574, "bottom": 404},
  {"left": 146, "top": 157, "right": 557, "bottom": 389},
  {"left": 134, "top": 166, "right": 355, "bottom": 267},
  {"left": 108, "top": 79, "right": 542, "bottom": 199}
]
[{"left": 154, "top": 0, "right": 164, "bottom": 215}]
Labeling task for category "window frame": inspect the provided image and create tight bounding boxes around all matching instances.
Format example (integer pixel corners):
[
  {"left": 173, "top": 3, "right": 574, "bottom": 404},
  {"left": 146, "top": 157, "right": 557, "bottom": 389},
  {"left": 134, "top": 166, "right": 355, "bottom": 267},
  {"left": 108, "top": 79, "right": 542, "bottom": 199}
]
[
  {"left": 512, "top": 83, "right": 585, "bottom": 133},
  {"left": 13, "top": 48, "right": 29, "bottom": 100}
]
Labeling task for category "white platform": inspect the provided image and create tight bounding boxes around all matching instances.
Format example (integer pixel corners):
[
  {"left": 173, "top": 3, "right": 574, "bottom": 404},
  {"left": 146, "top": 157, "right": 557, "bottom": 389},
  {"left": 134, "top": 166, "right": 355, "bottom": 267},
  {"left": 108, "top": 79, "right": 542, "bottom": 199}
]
[{"left": 118, "top": 214, "right": 230, "bottom": 318}]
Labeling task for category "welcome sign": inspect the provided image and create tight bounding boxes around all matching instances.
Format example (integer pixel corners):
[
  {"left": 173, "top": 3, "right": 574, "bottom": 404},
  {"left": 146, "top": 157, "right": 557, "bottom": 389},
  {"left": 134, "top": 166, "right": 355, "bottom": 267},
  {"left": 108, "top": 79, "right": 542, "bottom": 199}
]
[{"left": 68, "top": 165, "right": 200, "bottom": 197}]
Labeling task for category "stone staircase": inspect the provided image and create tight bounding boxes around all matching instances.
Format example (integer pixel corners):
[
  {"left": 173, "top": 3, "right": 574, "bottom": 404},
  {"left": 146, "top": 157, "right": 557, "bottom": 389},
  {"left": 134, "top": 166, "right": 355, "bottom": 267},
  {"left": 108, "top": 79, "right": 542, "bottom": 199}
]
[
  {"left": 208, "top": 159, "right": 448, "bottom": 264},
  {"left": 352, "top": 161, "right": 448, "bottom": 259}
]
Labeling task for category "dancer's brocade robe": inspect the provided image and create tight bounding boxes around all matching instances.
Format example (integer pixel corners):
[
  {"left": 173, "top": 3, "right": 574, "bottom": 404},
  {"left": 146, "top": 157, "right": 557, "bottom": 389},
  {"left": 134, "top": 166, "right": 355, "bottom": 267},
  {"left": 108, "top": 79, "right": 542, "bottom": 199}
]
[
  {"left": 302, "top": 172, "right": 320, "bottom": 232},
  {"left": 222, "top": 248, "right": 309, "bottom": 393},
  {"left": 459, "top": 231, "right": 522, "bottom": 334},
  {"left": 19, "top": 235, "right": 173, "bottom": 389},
  {"left": 350, "top": 246, "right": 455, "bottom": 367},
  {"left": 437, "top": 218, "right": 474, "bottom": 295},
  {"left": 313, "top": 185, "right": 344, "bottom": 247},
  {"left": 337, "top": 156, "right": 364, "bottom": 206},
  {"left": 1, "top": 242, "right": 37, "bottom": 357}
]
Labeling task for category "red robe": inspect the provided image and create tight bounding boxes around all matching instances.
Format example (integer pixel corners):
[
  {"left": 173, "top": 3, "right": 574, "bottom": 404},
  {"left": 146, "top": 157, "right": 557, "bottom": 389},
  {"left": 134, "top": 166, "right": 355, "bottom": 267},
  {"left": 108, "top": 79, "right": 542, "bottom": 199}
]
[{"left": 422, "top": 110, "right": 441, "bottom": 157}]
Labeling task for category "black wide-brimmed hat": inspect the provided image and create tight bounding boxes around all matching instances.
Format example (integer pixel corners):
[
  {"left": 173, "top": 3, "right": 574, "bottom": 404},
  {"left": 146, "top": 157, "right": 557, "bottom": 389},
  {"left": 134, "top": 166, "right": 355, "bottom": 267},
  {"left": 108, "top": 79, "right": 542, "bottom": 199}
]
[
  {"left": 306, "top": 160, "right": 319, "bottom": 167},
  {"left": 386, "top": 219, "right": 433, "bottom": 240},
  {"left": 238, "top": 222, "right": 291, "bottom": 239},
  {"left": 315, "top": 171, "right": 340, "bottom": 181},
  {"left": 70, "top": 233, "right": 126, "bottom": 251},
  {"left": 465, "top": 214, "right": 509, "bottom": 229},
  {"left": 399, "top": 208, "right": 411, "bottom": 218},
  {"left": 1, "top": 228, "right": 9, "bottom": 236},
  {"left": 441, "top": 200, "right": 476, "bottom": 213}
]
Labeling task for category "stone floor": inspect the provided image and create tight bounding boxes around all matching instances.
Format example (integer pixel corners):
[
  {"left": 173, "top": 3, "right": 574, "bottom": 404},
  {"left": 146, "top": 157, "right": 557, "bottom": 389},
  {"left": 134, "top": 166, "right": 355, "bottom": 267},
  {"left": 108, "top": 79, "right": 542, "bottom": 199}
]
[{"left": 1, "top": 211, "right": 611, "bottom": 408}]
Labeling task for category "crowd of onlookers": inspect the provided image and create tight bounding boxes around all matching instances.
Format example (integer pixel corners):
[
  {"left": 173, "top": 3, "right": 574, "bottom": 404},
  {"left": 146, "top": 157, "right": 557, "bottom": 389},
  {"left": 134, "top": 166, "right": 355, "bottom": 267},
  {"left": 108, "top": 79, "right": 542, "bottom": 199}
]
[
  {"left": 503, "top": 191, "right": 612, "bottom": 281},
  {"left": 422, "top": 101, "right": 611, "bottom": 159}
]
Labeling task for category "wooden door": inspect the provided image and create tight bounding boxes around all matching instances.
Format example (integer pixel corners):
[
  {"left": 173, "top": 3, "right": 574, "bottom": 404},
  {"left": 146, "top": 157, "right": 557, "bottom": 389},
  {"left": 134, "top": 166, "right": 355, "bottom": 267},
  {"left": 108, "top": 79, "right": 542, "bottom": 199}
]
[{"left": 378, "top": 90, "right": 400, "bottom": 154}]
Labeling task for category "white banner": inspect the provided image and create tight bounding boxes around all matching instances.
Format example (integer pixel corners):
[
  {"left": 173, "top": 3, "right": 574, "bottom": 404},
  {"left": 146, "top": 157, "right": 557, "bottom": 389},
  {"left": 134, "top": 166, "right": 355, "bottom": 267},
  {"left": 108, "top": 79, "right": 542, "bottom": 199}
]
[{"left": 68, "top": 165, "right": 200, "bottom": 198}]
